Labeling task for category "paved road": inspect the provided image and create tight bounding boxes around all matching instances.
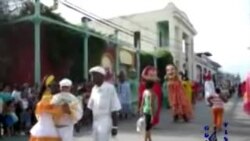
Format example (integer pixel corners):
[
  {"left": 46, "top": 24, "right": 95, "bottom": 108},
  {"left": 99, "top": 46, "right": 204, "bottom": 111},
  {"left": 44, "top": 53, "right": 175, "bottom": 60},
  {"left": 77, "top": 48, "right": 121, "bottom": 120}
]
[{"left": 2, "top": 96, "right": 250, "bottom": 141}]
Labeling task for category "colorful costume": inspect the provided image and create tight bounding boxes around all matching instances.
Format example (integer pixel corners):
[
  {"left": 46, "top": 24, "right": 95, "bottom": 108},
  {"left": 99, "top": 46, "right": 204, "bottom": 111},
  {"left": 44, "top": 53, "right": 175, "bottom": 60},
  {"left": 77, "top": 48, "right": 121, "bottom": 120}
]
[
  {"left": 29, "top": 75, "right": 62, "bottom": 141},
  {"left": 51, "top": 78, "right": 83, "bottom": 141},
  {"left": 138, "top": 66, "right": 162, "bottom": 126},
  {"left": 162, "top": 80, "right": 170, "bottom": 109},
  {"left": 128, "top": 69, "right": 139, "bottom": 114},
  {"left": 243, "top": 73, "right": 250, "bottom": 115},
  {"left": 165, "top": 65, "right": 193, "bottom": 122},
  {"left": 182, "top": 80, "right": 193, "bottom": 104}
]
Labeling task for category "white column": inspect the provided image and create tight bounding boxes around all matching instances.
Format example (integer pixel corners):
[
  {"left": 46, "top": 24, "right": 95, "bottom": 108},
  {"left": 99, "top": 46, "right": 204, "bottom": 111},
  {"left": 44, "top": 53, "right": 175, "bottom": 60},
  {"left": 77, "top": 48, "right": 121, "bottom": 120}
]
[
  {"left": 190, "top": 38, "right": 195, "bottom": 80},
  {"left": 169, "top": 19, "right": 180, "bottom": 69}
]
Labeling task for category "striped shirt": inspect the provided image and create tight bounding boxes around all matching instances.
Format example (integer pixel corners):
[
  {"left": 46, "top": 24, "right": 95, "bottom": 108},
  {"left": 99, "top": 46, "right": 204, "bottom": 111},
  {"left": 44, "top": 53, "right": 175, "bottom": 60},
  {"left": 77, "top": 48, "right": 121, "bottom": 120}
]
[{"left": 211, "top": 94, "right": 224, "bottom": 108}]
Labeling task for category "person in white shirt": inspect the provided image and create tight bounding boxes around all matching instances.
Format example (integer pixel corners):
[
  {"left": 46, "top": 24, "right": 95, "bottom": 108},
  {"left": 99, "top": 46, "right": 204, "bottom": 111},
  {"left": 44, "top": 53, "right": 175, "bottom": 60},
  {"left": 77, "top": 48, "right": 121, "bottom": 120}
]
[
  {"left": 50, "top": 78, "right": 83, "bottom": 141},
  {"left": 11, "top": 85, "right": 22, "bottom": 102},
  {"left": 204, "top": 72, "right": 215, "bottom": 105},
  {"left": 88, "top": 66, "right": 121, "bottom": 141}
]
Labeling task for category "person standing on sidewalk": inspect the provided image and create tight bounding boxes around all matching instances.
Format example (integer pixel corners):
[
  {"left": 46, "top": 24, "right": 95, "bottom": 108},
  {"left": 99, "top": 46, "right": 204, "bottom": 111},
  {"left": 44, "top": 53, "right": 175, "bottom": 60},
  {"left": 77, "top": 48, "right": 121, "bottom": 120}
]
[
  {"left": 88, "top": 66, "right": 121, "bottom": 141},
  {"left": 208, "top": 88, "right": 228, "bottom": 131}
]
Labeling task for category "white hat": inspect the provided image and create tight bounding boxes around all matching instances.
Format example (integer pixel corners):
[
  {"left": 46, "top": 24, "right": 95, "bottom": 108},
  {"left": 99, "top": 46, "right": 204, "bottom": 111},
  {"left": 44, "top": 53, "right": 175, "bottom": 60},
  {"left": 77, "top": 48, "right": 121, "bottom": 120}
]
[
  {"left": 89, "top": 66, "right": 106, "bottom": 76},
  {"left": 59, "top": 78, "right": 72, "bottom": 87}
]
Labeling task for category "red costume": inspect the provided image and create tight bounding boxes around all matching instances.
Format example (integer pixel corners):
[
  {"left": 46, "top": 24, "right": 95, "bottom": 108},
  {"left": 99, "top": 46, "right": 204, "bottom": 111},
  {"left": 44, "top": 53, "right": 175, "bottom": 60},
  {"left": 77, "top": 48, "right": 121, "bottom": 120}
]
[
  {"left": 138, "top": 66, "right": 162, "bottom": 126},
  {"left": 243, "top": 73, "right": 250, "bottom": 115}
]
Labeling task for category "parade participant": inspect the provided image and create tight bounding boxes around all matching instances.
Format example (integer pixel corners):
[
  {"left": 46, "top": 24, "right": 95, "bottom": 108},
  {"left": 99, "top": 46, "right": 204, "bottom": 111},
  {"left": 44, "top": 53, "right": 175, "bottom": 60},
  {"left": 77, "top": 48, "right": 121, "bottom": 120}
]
[
  {"left": 29, "top": 75, "right": 62, "bottom": 141},
  {"left": 162, "top": 76, "right": 170, "bottom": 109},
  {"left": 88, "top": 66, "right": 121, "bottom": 141},
  {"left": 182, "top": 75, "right": 193, "bottom": 104},
  {"left": 165, "top": 64, "right": 193, "bottom": 122},
  {"left": 243, "top": 73, "right": 250, "bottom": 115},
  {"left": 50, "top": 78, "right": 83, "bottom": 141},
  {"left": 208, "top": 88, "right": 228, "bottom": 131},
  {"left": 138, "top": 66, "right": 162, "bottom": 126},
  {"left": 128, "top": 69, "right": 138, "bottom": 115},
  {"left": 204, "top": 72, "right": 215, "bottom": 105},
  {"left": 117, "top": 71, "right": 132, "bottom": 119}
]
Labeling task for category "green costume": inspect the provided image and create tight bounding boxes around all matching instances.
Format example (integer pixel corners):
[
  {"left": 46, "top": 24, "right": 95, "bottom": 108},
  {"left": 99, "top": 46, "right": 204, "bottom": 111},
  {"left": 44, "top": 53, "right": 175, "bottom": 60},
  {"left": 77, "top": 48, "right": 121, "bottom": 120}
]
[
  {"left": 162, "top": 80, "right": 170, "bottom": 109},
  {"left": 129, "top": 70, "right": 139, "bottom": 114}
]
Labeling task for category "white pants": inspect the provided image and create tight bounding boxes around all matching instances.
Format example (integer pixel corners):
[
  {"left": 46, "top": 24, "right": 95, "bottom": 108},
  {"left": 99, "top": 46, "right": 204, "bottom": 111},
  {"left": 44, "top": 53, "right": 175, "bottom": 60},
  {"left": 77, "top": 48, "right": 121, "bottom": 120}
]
[
  {"left": 57, "top": 125, "right": 74, "bottom": 141},
  {"left": 93, "top": 116, "right": 112, "bottom": 141}
]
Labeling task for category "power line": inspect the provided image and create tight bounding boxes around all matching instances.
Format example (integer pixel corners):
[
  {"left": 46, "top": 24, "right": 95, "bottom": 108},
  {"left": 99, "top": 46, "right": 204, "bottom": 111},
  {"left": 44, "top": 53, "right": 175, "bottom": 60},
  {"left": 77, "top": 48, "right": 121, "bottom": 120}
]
[
  {"left": 60, "top": 0, "right": 157, "bottom": 46},
  {"left": 59, "top": 1, "right": 192, "bottom": 48}
]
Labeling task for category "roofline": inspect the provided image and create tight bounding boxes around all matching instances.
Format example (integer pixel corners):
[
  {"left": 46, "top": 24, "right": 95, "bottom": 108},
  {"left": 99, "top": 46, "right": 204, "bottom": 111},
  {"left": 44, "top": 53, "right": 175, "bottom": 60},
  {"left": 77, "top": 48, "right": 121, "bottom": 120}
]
[
  {"left": 108, "top": 9, "right": 164, "bottom": 20},
  {"left": 107, "top": 3, "right": 197, "bottom": 34}
]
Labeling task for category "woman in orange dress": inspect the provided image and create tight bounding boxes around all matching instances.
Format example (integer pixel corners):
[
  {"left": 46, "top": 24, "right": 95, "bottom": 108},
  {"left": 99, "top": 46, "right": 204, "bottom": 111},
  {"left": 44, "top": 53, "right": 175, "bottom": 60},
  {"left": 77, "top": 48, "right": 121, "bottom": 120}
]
[
  {"left": 29, "top": 75, "right": 62, "bottom": 141},
  {"left": 165, "top": 64, "right": 193, "bottom": 122}
]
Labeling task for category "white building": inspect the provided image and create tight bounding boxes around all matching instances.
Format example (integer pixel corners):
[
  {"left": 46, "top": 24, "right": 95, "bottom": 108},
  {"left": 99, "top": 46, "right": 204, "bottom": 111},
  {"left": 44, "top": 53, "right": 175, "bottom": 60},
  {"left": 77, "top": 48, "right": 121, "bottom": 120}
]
[
  {"left": 88, "top": 2, "right": 197, "bottom": 80},
  {"left": 194, "top": 52, "right": 221, "bottom": 84}
]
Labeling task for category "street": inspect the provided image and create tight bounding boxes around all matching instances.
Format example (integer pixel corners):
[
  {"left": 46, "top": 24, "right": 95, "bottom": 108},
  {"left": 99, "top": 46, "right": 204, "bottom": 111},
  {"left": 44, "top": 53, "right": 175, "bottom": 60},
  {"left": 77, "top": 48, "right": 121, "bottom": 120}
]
[{"left": 2, "top": 96, "right": 250, "bottom": 141}]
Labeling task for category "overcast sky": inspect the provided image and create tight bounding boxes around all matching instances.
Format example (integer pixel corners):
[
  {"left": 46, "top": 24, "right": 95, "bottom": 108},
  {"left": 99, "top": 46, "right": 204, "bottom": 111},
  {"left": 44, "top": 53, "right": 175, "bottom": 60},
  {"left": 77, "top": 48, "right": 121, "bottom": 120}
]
[{"left": 42, "top": 0, "right": 250, "bottom": 79}]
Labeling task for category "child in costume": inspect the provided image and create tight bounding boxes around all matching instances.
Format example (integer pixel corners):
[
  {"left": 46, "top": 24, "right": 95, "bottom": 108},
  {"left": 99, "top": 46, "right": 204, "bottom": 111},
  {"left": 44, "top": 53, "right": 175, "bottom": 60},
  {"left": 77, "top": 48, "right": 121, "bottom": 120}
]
[
  {"left": 29, "top": 75, "right": 62, "bottom": 141},
  {"left": 138, "top": 66, "right": 162, "bottom": 126},
  {"left": 165, "top": 64, "right": 193, "bottom": 122}
]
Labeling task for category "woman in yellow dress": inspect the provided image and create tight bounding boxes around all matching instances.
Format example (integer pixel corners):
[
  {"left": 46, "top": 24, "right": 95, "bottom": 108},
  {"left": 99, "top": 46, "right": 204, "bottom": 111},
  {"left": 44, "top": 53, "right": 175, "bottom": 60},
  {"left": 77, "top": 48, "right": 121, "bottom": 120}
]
[
  {"left": 182, "top": 75, "right": 193, "bottom": 104},
  {"left": 29, "top": 75, "right": 62, "bottom": 141}
]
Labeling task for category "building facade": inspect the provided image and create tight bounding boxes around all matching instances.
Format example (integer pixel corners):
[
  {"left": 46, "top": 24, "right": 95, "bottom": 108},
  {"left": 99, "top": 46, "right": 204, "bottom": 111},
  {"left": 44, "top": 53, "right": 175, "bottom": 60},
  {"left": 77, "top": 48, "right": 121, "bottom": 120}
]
[
  {"left": 88, "top": 2, "right": 197, "bottom": 80},
  {"left": 194, "top": 52, "right": 221, "bottom": 85}
]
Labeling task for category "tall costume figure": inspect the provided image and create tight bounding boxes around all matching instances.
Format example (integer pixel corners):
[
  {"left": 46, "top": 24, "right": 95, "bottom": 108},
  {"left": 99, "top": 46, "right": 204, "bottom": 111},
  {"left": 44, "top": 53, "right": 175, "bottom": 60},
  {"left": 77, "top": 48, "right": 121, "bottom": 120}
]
[
  {"left": 29, "top": 75, "right": 62, "bottom": 141},
  {"left": 51, "top": 78, "right": 83, "bottom": 141},
  {"left": 165, "top": 65, "right": 193, "bottom": 122},
  {"left": 243, "top": 73, "right": 250, "bottom": 115},
  {"left": 138, "top": 66, "right": 162, "bottom": 126}
]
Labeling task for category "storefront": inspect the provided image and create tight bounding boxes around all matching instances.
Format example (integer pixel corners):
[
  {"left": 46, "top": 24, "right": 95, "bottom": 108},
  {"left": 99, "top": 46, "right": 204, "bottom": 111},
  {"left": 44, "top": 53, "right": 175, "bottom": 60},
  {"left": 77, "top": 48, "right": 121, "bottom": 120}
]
[{"left": 119, "top": 48, "right": 135, "bottom": 75}]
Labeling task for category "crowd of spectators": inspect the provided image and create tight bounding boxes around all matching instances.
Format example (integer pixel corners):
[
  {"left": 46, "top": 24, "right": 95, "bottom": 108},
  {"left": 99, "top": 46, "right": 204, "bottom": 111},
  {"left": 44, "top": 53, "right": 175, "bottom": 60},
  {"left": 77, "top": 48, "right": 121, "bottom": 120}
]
[{"left": 0, "top": 81, "right": 94, "bottom": 137}]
